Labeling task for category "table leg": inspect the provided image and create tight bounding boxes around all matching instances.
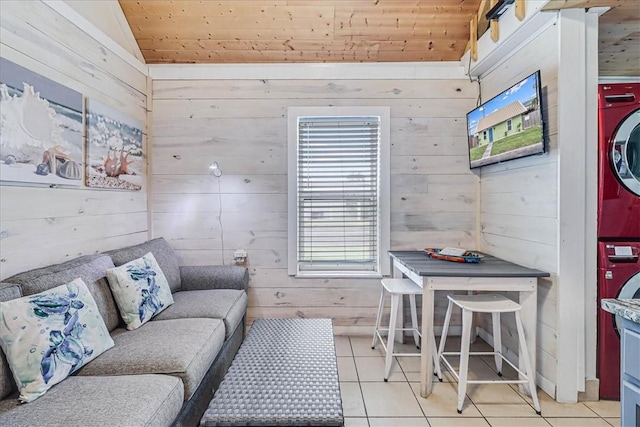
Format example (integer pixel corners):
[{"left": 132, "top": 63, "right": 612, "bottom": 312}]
[
  {"left": 468, "top": 290, "right": 477, "bottom": 344},
  {"left": 392, "top": 260, "right": 405, "bottom": 345},
  {"left": 420, "top": 287, "right": 435, "bottom": 397},
  {"left": 519, "top": 284, "right": 537, "bottom": 396}
]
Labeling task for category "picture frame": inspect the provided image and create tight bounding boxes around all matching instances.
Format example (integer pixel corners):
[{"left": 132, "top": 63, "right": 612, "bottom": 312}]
[
  {"left": 0, "top": 58, "right": 83, "bottom": 186},
  {"left": 85, "top": 98, "right": 143, "bottom": 191}
]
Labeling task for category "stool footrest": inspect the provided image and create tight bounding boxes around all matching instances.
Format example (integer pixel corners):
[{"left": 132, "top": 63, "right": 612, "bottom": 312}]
[
  {"left": 375, "top": 330, "right": 422, "bottom": 356},
  {"left": 440, "top": 351, "right": 530, "bottom": 384},
  {"left": 377, "top": 327, "right": 422, "bottom": 333},
  {"left": 442, "top": 351, "right": 495, "bottom": 356}
]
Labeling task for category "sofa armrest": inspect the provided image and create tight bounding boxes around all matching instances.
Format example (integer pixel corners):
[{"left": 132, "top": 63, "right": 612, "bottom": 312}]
[
  {"left": 0, "top": 282, "right": 22, "bottom": 302},
  {"left": 179, "top": 266, "right": 249, "bottom": 292}
]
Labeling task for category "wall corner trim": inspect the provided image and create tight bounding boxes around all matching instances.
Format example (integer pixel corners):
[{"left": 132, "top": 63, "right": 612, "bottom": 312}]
[
  {"left": 42, "top": 0, "right": 148, "bottom": 75},
  {"left": 555, "top": 7, "right": 594, "bottom": 404}
]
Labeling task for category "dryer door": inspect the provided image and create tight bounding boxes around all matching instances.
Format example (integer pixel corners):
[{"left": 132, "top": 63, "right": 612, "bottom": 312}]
[
  {"left": 615, "top": 271, "right": 640, "bottom": 335},
  {"left": 611, "top": 109, "right": 640, "bottom": 197}
]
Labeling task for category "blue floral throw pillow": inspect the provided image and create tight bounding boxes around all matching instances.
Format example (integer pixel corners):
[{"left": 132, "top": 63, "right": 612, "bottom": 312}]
[
  {"left": 0, "top": 278, "right": 114, "bottom": 403},
  {"left": 106, "top": 252, "right": 174, "bottom": 330}
]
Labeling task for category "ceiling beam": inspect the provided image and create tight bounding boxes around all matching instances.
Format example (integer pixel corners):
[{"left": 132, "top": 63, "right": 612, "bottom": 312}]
[
  {"left": 515, "top": 0, "right": 526, "bottom": 20},
  {"left": 476, "top": 0, "right": 492, "bottom": 38}
]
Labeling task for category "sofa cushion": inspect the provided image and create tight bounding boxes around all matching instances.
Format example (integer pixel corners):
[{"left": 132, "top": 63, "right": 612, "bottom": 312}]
[
  {"left": 0, "top": 375, "right": 183, "bottom": 427},
  {"left": 77, "top": 318, "right": 224, "bottom": 400},
  {"left": 106, "top": 253, "right": 174, "bottom": 330},
  {"left": 105, "top": 238, "right": 182, "bottom": 293},
  {"left": 0, "top": 283, "right": 21, "bottom": 401},
  {"left": 153, "top": 289, "right": 247, "bottom": 339},
  {"left": 0, "top": 279, "right": 115, "bottom": 403},
  {"left": 4, "top": 255, "right": 120, "bottom": 332}
]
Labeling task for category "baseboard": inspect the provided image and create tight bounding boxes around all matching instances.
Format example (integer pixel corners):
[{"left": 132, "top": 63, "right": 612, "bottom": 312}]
[
  {"left": 536, "top": 372, "right": 556, "bottom": 400},
  {"left": 333, "top": 326, "right": 375, "bottom": 336},
  {"left": 334, "top": 325, "right": 463, "bottom": 337},
  {"left": 578, "top": 379, "right": 600, "bottom": 402}
]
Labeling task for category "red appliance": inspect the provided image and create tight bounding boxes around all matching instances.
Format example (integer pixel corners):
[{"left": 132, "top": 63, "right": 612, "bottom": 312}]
[
  {"left": 597, "top": 83, "right": 640, "bottom": 400},
  {"left": 597, "top": 242, "right": 640, "bottom": 399},
  {"left": 597, "top": 83, "right": 640, "bottom": 240}
]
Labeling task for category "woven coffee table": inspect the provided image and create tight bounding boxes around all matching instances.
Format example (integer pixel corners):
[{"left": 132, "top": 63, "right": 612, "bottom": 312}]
[{"left": 201, "top": 318, "right": 344, "bottom": 427}]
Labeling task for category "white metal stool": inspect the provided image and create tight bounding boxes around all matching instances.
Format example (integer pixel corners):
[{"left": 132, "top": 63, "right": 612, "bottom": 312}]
[
  {"left": 438, "top": 293, "right": 541, "bottom": 415},
  {"left": 371, "top": 278, "right": 442, "bottom": 381}
]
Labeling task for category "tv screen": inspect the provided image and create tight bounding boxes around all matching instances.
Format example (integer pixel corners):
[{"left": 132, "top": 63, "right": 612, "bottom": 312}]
[{"left": 466, "top": 71, "right": 545, "bottom": 169}]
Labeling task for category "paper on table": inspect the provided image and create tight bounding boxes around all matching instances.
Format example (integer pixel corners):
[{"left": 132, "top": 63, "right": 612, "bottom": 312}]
[{"left": 439, "top": 247, "right": 467, "bottom": 256}]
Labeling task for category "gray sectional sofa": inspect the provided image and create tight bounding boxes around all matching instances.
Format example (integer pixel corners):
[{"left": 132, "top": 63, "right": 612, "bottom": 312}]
[{"left": 0, "top": 238, "right": 249, "bottom": 427}]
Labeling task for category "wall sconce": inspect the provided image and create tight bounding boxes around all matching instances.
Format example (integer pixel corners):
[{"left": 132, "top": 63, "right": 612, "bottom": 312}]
[
  {"left": 209, "top": 162, "right": 222, "bottom": 177},
  {"left": 486, "top": 0, "right": 514, "bottom": 20}
]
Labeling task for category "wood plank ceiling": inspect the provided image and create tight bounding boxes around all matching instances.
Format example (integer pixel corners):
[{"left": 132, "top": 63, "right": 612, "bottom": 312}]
[
  {"left": 119, "top": 0, "right": 483, "bottom": 63},
  {"left": 593, "top": 1, "right": 639, "bottom": 77},
  {"left": 120, "top": 0, "right": 638, "bottom": 76},
  {"left": 543, "top": 0, "right": 640, "bottom": 76}
]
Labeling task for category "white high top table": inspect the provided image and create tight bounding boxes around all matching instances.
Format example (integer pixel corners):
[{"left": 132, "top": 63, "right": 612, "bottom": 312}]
[{"left": 388, "top": 251, "right": 550, "bottom": 398}]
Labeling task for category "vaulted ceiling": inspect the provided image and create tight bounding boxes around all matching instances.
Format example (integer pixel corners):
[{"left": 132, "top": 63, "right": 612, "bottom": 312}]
[
  {"left": 119, "top": 0, "right": 483, "bottom": 63},
  {"left": 119, "top": 0, "right": 639, "bottom": 76}
]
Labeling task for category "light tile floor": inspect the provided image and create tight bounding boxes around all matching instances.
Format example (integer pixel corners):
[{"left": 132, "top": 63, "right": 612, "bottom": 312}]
[{"left": 335, "top": 336, "right": 621, "bottom": 427}]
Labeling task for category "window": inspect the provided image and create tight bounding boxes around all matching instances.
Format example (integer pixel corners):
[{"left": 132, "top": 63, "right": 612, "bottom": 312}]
[
  {"left": 507, "top": 119, "right": 512, "bottom": 131},
  {"left": 288, "top": 107, "right": 390, "bottom": 277}
]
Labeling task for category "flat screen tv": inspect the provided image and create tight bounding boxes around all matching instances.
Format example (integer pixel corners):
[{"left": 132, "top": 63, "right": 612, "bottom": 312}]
[{"left": 466, "top": 71, "right": 545, "bottom": 169}]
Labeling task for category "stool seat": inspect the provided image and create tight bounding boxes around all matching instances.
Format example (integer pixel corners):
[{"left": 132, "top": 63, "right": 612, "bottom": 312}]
[
  {"left": 448, "top": 294, "right": 521, "bottom": 313},
  {"left": 382, "top": 278, "right": 423, "bottom": 295}
]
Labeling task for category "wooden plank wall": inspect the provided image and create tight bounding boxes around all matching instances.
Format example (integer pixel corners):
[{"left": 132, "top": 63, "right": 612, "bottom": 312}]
[
  {"left": 0, "top": 1, "right": 149, "bottom": 280},
  {"left": 66, "top": 0, "right": 145, "bottom": 63},
  {"left": 477, "top": 24, "right": 559, "bottom": 394},
  {"left": 151, "top": 73, "right": 478, "bottom": 335}
]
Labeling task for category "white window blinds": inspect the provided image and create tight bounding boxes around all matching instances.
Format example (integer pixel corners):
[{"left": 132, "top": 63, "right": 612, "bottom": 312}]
[{"left": 297, "top": 116, "right": 380, "bottom": 271}]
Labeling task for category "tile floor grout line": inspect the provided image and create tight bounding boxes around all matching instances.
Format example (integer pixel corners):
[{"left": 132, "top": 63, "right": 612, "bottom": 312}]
[
  {"left": 397, "top": 354, "right": 430, "bottom": 422},
  {"left": 584, "top": 401, "right": 607, "bottom": 418},
  {"left": 349, "top": 337, "right": 371, "bottom": 426},
  {"left": 506, "top": 376, "right": 540, "bottom": 413}
]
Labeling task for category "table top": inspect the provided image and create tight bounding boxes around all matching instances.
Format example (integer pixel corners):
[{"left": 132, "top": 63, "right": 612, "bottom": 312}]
[{"left": 389, "top": 250, "right": 550, "bottom": 278}]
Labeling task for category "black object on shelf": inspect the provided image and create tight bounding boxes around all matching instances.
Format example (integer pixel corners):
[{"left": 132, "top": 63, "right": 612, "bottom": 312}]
[{"left": 486, "top": 0, "right": 515, "bottom": 21}]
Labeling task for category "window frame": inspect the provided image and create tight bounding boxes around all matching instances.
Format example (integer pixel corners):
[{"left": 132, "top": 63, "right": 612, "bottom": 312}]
[{"left": 287, "top": 106, "right": 390, "bottom": 278}]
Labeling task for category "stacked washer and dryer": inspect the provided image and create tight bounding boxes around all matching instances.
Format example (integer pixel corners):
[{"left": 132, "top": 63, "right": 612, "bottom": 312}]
[{"left": 597, "top": 83, "right": 640, "bottom": 400}]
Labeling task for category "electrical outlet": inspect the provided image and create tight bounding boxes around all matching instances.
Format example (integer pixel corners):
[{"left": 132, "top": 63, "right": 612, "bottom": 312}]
[{"left": 233, "top": 250, "right": 247, "bottom": 264}]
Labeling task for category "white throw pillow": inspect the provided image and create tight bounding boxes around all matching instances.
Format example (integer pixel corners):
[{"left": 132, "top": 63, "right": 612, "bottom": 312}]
[
  {"left": 106, "top": 252, "right": 174, "bottom": 330},
  {"left": 0, "top": 278, "right": 115, "bottom": 403}
]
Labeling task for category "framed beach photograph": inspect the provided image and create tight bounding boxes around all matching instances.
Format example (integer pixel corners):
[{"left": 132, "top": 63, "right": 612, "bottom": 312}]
[
  {"left": 0, "top": 58, "right": 83, "bottom": 186},
  {"left": 85, "top": 99, "right": 144, "bottom": 191}
]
